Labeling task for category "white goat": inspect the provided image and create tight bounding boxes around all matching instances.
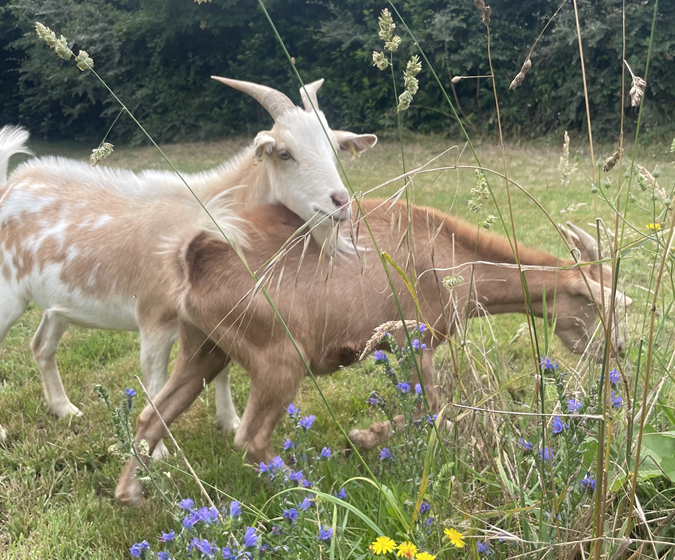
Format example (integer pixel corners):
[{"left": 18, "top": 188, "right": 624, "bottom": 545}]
[{"left": 0, "top": 78, "right": 377, "bottom": 452}]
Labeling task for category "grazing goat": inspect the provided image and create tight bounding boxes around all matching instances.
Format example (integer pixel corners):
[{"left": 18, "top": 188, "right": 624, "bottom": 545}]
[
  {"left": 115, "top": 200, "right": 631, "bottom": 504},
  {"left": 0, "top": 79, "right": 377, "bottom": 451}
]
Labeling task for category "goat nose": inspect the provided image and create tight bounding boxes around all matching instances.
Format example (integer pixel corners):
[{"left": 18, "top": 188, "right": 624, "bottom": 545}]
[{"left": 331, "top": 192, "right": 349, "bottom": 208}]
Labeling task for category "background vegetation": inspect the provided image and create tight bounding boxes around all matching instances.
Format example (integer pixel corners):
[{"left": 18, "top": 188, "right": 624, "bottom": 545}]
[{"left": 1, "top": 0, "right": 674, "bottom": 142}]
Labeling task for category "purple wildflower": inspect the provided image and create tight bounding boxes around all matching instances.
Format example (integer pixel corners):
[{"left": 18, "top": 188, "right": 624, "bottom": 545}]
[
  {"left": 320, "top": 447, "right": 331, "bottom": 459},
  {"left": 192, "top": 539, "right": 216, "bottom": 555},
  {"left": 419, "top": 323, "right": 427, "bottom": 332},
  {"left": 427, "top": 517, "right": 434, "bottom": 526},
  {"left": 540, "top": 356, "right": 557, "bottom": 370},
  {"left": 230, "top": 501, "right": 242, "bottom": 518},
  {"left": 539, "top": 447, "right": 554, "bottom": 462},
  {"left": 283, "top": 508, "right": 299, "bottom": 522},
  {"left": 125, "top": 388, "right": 136, "bottom": 398},
  {"left": 380, "top": 447, "right": 393, "bottom": 461},
  {"left": 287, "top": 403, "right": 299, "bottom": 416},
  {"left": 129, "top": 541, "right": 150, "bottom": 558},
  {"left": 397, "top": 381, "right": 411, "bottom": 393},
  {"left": 427, "top": 414, "right": 437, "bottom": 425},
  {"left": 289, "top": 470, "right": 304, "bottom": 483},
  {"left": 298, "top": 496, "right": 313, "bottom": 510},
  {"left": 581, "top": 472, "right": 597, "bottom": 492},
  {"left": 271, "top": 456, "right": 285, "bottom": 470},
  {"left": 477, "top": 541, "right": 491, "bottom": 555},
  {"left": 567, "top": 399, "right": 582, "bottom": 413},
  {"left": 337, "top": 487, "right": 347, "bottom": 500},
  {"left": 609, "top": 368, "right": 620, "bottom": 384},
  {"left": 552, "top": 416, "right": 568, "bottom": 434},
  {"left": 299, "top": 478, "right": 313, "bottom": 488},
  {"left": 318, "top": 526, "right": 333, "bottom": 541},
  {"left": 411, "top": 339, "right": 427, "bottom": 350},
  {"left": 244, "top": 527, "right": 258, "bottom": 548},
  {"left": 183, "top": 515, "right": 196, "bottom": 529},
  {"left": 611, "top": 391, "right": 623, "bottom": 408},
  {"left": 415, "top": 383, "right": 422, "bottom": 395},
  {"left": 178, "top": 498, "right": 194, "bottom": 510},
  {"left": 419, "top": 502, "right": 431, "bottom": 514},
  {"left": 159, "top": 530, "right": 175, "bottom": 543},
  {"left": 157, "top": 552, "right": 170, "bottom": 560},
  {"left": 222, "top": 548, "right": 233, "bottom": 559},
  {"left": 283, "top": 438, "right": 295, "bottom": 450},
  {"left": 519, "top": 438, "right": 533, "bottom": 452},
  {"left": 374, "top": 350, "right": 388, "bottom": 362},
  {"left": 299, "top": 415, "right": 316, "bottom": 429}
]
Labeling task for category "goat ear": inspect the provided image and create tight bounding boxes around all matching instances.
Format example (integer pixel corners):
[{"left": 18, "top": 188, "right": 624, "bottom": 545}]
[
  {"left": 334, "top": 131, "right": 378, "bottom": 157},
  {"left": 253, "top": 132, "right": 275, "bottom": 162}
]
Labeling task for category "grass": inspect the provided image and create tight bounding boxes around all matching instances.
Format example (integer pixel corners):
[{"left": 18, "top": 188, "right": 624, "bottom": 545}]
[{"left": 1, "top": 134, "right": 674, "bottom": 558}]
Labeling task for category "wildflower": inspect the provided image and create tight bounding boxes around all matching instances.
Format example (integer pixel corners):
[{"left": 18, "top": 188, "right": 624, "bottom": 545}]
[
  {"left": 539, "top": 447, "right": 554, "bottom": 462},
  {"left": 337, "top": 487, "right": 347, "bottom": 500},
  {"left": 611, "top": 391, "right": 623, "bottom": 408},
  {"left": 318, "top": 525, "right": 334, "bottom": 541},
  {"left": 552, "top": 416, "right": 568, "bottom": 434},
  {"left": 418, "top": 323, "right": 427, "bottom": 332},
  {"left": 287, "top": 403, "right": 299, "bottom": 416},
  {"left": 647, "top": 223, "right": 662, "bottom": 231},
  {"left": 283, "top": 508, "right": 299, "bottom": 522},
  {"left": 298, "top": 496, "right": 313, "bottom": 510},
  {"left": 519, "top": 438, "right": 533, "bottom": 452},
  {"left": 125, "top": 388, "right": 136, "bottom": 398},
  {"left": 567, "top": 399, "right": 582, "bottom": 413},
  {"left": 320, "top": 447, "right": 331, "bottom": 459},
  {"left": 222, "top": 548, "right": 233, "bottom": 559},
  {"left": 299, "top": 415, "right": 316, "bottom": 430},
  {"left": 230, "top": 500, "right": 242, "bottom": 518},
  {"left": 374, "top": 350, "right": 388, "bottom": 363},
  {"left": 581, "top": 472, "right": 597, "bottom": 492},
  {"left": 369, "top": 393, "right": 384, "bottom": 405},
  {"left": 157, "top": 552, "right": 170, "bottom": 560},
  {"left": 444, "top": 528, "right": 465, "bottom": 548},
  {"left": 244, "top": 527, "right": 258, "bottom": 548},
  {"left": 130, "top": 541, "right": 150, "bottom": 558},
  {"left": 159, "top": 531, "right": 175, "bottom": 543},
  {"left": 289, "top": 470, "right": 304, "bottom": 483},
  {"left": 380, "top": 447, "right": 393, "bottom": 461},
  {"left": 415, "top": 384, "right": 422, "bottom": 395},
  {"left": 178, "top": 498, "right": 194, "bottom": 510},
  {"left": 477, "top": 541, "right": 492, "bottom": 555},
  {"left": 372, "top": 536, "right": 396, "bottom": 555},
  {"left": 202, "top": 506, "right": 219, "bottom": 523},
  {"left": 299, "top": 477, "right": 313, "bottom": 488},
  {"left": 609, "top": 369, "right": 620, "bottom": 384},
  {"left": 397, "top": 541, "right": 418, "bottom": 558},
  {"left": 540, "top": 356, "right": 557, "bottom": 370},
  {"left": 426, "top": 414, "right": 437, "bottom": 425},
  {"left": 397, "top": 381, "right": 411, "bottom": 393},
  {"left": 192, "top": 539, "right": 216, "bottom": 555},
  {"left": 183, "top": 513, "right": 198, "bottom": 529},
  {"left": 411, "top": 339, "right": 427, "bottom": 351},
  {"left": 426, "top": 517, "right": 433, "bottom": 526},
  {"left": 416, "top": 553, "right": 435, "bottom": 560},
  {"left": 271, "top": 456, "right": 284, "bottom": 470},
  {"left": 283, "top": 438, "right": 295, "bottom": 450},
  {"left": 418, "top": 502, "right": 431, "bottom": 514}
]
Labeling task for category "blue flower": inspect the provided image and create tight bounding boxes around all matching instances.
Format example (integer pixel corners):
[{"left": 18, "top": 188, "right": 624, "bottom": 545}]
[
  {"left": 581, "top": 472, "right": 597, "bottom": 492},
  {"left": 397, "top": 381, "right": 411, "bottom": 393},
  {"left": 418, "top": 502, "right": 431, "bottom": 514},
  {"left": 129, "top": 541, "right": 150, "bottom": 558},
  {"left": 320, "top": 447, "right": 331, "bottom": 459},
  {"left": 609, "top": 368, "right": 620, "bottom": 384},
  {"left": 244, "top": 527, "right": 258, "bottom": 548},
  {"left": 299, "top": 477, "right": 313, "bottom": 488},
  {"left": 477, "top": 541, "right": 492, "bottom": 555},
  {"left": 567, "top": 399, "right": 582, "bottom": 413},
  {"left": 318, "top": 525, "right": 333, "bottom": 541},
  {"left": 380, "top": 447, "right": 393, "bottom": 461},
  {"left": 157, "top": 552, "right": 170, "bottom": 560},
  {"left": 230, "top": 500, "right": 242, "bottom": 518},
  {"left": 611, "top": 391, "right": 623, "bottom": 408},
  {"left": 539, "top": 447, "right": 554, "bottom": 462},
  {"left": 192, "top": 539, "right": 216, "bottom": 555},
  {"left": 159, "top": 530, "right": 175, "bottom": 542},
  {"left": 415, "top": 383, "right": 422, "bottom": 395},
  {"left": 540, "top": 356, "right": 557, "bottom": 370},
  {"left": 299, "top": 415, "right": 316, "bottom": 430},
  {"left": 271, "top": 456, "right": 285, "bottom": 470},
  {"left": 289, "top": 470, "right": 304, "bottom": 483},
  {"left": 259, "top": 461, "right": 268, "bottom": 473},
  {"left": 178, "top": 498, "right": 194, "bottom": 510},
  {"left": 374, "top": 350, "right": 388, "bottom": 362},
  {"left": 419, "top": 323, "right": 427, "bottom": 332},
  {"left": 411, "top": 339, "right": 427, "bottom": 350},
  {"left": 427, "top": 414, "right": 437, "bottom": 425},
  {"left": 519, "top": 438, "right": 533, "bottom": 452},
  {"left": 283, "top": 438, "right": 295, "bottom": 450},
  {"left": 552, "top": 416, "right": 568, "bottom": 434},
  {"left": 287, "top": 403, "right": 299, "bottom": 416},
  {"left": 298, "top": 496, "right": 313, "bottom": 511},
  {"left": 183, "top": 514, "right": 197, "bottom": 529},
  {"left": 337, "top": 487, "right": 347, "bottom": 500},
  {"left": 426, "top": 517, "right": 434, "bottom": 526},
  {"left": 283, "top": 508, "right": 299, "bottom": 522},
  {"left": 125, "top": 388, "right": 136, "bottom": 398},
  {"left": 222, "top": 547, "right": 233, "bottom": 559}
]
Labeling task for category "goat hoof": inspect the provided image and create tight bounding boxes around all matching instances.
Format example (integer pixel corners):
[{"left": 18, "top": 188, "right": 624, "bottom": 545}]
[
  {"left": 51, "top": 402, "right": 82, "bottom": 419},
  {"left": 215, "top": 414, "right": 241, "bottom": 433},
  {"left": 115, "top": 481, "right": 144, "bottom": 506},
  {"left": 152, "top": 440, "right": 170, "bottom": 459}
]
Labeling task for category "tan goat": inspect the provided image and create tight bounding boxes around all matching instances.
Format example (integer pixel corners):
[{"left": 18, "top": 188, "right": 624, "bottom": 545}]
[
  {"left": 0, "top": 79, "right": 377, "bottom": 452},
  {"left": 115, "top": 199, "right": 631, "bottom": 504}
]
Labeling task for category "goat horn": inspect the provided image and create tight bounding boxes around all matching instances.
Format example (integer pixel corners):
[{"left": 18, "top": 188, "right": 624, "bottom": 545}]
[
  {"left": 300, "top": 79, "right": 324, "bottom": 112},
  {"left": 212, "top": 77, "right": 295, "bottom": 121},
  {"left": 566, "top": 222, "right": 599, "bottom": 261}
]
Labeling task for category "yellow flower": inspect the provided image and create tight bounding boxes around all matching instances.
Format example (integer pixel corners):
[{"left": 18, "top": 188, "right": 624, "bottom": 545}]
[
  {"left": 372, "top": 536, "right": 396, "bottom": 555},
  {"left": 444, "top": 528, "right": 465, "bottom": 548},
  {"left": 397, "top": 542, "right": 418, "bottom": 558},
  {"left": 647, "top": 223, "right": 662, "bottom": 231},
  {"left": 416, "top": 553, "right": 436, "bottom": 560}
]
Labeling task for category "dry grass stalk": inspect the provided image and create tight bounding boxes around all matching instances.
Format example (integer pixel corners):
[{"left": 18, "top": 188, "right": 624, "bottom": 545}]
[
  {"left": 558, "top": 131, "right": 577, "bottom": 188},
  {"left": 624, "top": 60, "right": 646, "bottom": 107},
  {"left": 602, "top": 147, "right": 623, "bottom": 172},
  {"left": 509, "top": 58, "right": 532, "bottom": 90},
  {"left": 473, "top": 0, "right": 491, "bottom": 26},
  {"left": 359, "top": 320, "right": 419, "bottom": 360}
]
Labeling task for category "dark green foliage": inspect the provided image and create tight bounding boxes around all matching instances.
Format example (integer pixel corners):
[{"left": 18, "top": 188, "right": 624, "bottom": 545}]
[{"left": 1, "top": 0, "right": 673, "bottom": 142}]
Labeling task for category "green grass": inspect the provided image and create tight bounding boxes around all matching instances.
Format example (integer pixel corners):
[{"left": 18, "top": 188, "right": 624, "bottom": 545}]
[{"left": 1, "top": 135, "right": 674, "bottom": 558}]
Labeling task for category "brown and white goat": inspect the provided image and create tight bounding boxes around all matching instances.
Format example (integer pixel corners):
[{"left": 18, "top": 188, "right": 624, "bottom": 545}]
[
  {"left": 115, "top": 199, "right": 631, "bottom": 504},
  {"left": 0, "top": 79, "right": 377, "bottom": 450}
]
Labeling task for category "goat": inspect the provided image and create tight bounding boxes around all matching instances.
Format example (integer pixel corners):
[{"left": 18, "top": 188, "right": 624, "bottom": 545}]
[
  {"left": 114, "top": 199, "right": 631, "bottom": 504},
  {"left": 0, "top": 79, "right": 377, "bottom": 452}
]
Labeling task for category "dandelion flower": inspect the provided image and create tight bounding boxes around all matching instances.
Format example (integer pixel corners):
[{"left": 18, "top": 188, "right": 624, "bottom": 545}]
[
  {"left": 372, "top": 536, "right": 396, "bottom": 555},
  {"left": 397, "top": 541, "right": 418, "bottom": 558},
  {"left": 647, "top": 223, "right": 661, "bottom": 231},
  {"left": 416, "top": 553, "right": 436, "bottom": 560},
  {"left": 444, "top": 528, "right": 465, "bottom": 548}
]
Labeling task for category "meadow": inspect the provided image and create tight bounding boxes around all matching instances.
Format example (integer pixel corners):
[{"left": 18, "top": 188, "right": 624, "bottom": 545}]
[{"left": 1, "top": 131, "right": 674, "bottom": 559}]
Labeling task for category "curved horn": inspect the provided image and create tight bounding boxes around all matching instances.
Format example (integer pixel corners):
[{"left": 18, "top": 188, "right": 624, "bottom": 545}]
[
  {"left": 300, "top": 79, "right": 324, "bottom": 112},
  {"left": 566, "top": 222, "right": 599, "bottom": 261},
  {"left": 212, "top": 77, "right": 294, "bottom": 121}
]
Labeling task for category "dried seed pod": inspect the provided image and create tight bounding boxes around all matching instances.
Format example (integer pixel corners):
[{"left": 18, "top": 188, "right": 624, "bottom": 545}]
[
  {"left": 451, "top": 76, "right": 462, "bottom": 83},
  {"left": 624, "top": 60, "right": 646, "bottom": 107},
  {"left": 482, "top": 6, "right": 491, "bottom": 25},
  {"left": 602, "top": 147, "right": 623, "bottom": 172},
  {"left": 474, "top": 0, "right": 485, "bottom": 9},
  {"left": 509, "top": 58, "right": 531, "bottom": 90}
]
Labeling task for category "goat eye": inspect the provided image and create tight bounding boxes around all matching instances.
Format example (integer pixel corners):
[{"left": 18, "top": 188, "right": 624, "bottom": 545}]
[{"left": 278, "top": 149, "right": 292, "bottom": 161}]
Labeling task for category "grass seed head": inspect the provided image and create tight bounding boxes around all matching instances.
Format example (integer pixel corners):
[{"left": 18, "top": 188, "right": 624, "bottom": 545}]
[
  {"left": 75, "top": 50, "right": 94, "bottom": 71},
  {"left": 372, "top": 51, "right": 389, "bottom": 71},
  {"left": 385, "top": 35, "right": 401, "bottom": 53},
  {"left": 90, "top": 142, "right": 114, "bottom": 166},
  {"left": 558, "top": 131, "right": 577, "bottom": 188},
  {"left": 378, "top": 8, "right": 395, "bottom": 42},
  {"left": 624, "top": 60, "right": 646, "bottom": 107}
]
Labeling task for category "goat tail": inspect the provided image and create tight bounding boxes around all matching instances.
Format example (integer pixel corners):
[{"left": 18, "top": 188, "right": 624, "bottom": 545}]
[{"left": 0, "top": 126, "right": 33, "bottom": 188}]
